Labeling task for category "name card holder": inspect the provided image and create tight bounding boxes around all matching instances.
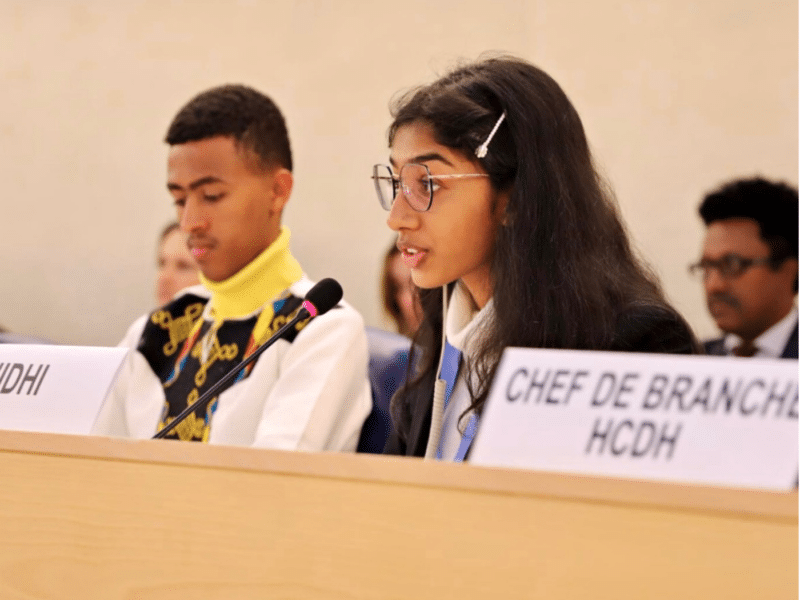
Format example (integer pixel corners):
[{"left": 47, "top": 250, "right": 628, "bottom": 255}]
[
  {"left": 0, "top": 345, "right": 128, "bottom": 435},
  {"left": 470, "top": 349, "right": 798, "bottom": 491}
]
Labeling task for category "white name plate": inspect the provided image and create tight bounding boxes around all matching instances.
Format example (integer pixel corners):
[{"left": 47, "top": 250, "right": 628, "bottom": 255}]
[
  {"left": 0, "top": 344, "right": 128, "bottom": 435},
  {"left": 470, "top": 348, "right": 798, "bottom": 491}
]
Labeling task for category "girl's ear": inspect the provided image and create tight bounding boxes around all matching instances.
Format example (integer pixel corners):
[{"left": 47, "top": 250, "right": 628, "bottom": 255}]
[{"left": 494, "top": 188, "right": 512, "bottom": 226}]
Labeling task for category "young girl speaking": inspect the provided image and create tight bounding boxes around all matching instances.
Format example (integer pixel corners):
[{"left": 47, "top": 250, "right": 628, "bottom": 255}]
[{"left": 373, "top": 56, "right": 698, "bottom": 460}]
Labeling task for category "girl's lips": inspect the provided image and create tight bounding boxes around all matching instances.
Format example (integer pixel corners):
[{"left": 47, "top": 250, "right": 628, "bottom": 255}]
[
  {"left": 402, "top": 249, "right": 427, "bottom": 269},
  {"left": 191, "top": 247, "right": 210, "bottom": 259}
]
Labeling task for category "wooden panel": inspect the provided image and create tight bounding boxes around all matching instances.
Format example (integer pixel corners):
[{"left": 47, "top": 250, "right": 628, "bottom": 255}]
[{"left": 0, "top": 430, "right": 794, "bottom": 599}]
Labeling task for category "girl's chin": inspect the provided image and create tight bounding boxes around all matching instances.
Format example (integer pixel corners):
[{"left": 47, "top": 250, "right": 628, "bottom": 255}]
[{"left": 411, "top": 273, "right": 455, "bottom": 291}]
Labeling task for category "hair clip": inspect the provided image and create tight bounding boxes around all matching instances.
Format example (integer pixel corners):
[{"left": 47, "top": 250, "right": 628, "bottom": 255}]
[{"left": 475, "top": 112, "right": 506, "bottom": 159}]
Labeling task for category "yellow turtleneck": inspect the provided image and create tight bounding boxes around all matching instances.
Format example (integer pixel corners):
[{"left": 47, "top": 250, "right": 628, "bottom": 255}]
[{"left": 198, "top": 227, "right": 303, "bottom": 326}]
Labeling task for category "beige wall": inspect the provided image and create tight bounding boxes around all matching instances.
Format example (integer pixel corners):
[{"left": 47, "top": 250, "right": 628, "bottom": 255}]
[{"left": 0, "top": 0, "right": 796, "bottom": 345}]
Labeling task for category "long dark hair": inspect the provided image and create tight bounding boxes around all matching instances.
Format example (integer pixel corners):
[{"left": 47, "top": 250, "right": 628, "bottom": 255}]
[{"left": 388, "top": 56, "right": 693, "bottom": 442}]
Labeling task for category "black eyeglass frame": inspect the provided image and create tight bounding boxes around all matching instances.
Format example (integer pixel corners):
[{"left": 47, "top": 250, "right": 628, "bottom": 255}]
[
  {"left": 371, "top": 163, "right": 489, "bottom": 212},
  {"left": 688, "top": 254, "right": 774, "bottom": 279}
]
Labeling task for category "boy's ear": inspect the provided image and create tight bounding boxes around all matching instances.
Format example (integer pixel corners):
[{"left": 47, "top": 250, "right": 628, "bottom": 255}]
[{"left": 270, "top": 168, "right": 293, "bottom": 214}]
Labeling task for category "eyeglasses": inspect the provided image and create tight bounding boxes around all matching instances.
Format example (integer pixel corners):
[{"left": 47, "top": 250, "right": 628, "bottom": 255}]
[
  {"left": 372, "top": 163, "right": 489, "bottom": 212},
  {"left": 688, "top": 254, "right": 773, "bottom": 279}
]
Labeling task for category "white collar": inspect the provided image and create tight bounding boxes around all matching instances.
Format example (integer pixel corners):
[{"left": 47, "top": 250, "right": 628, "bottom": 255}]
[
  {"left": 723, "top": 305, "right": 798, "bottom": 358},
  {"left": 444, "top": 281, "right": 494, "bottom": 356}
]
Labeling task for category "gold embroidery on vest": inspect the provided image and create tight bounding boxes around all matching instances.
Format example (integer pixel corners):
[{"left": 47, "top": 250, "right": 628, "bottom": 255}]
[
  {"left": 156, "top": 389, "right": 215, "bottom": 442},
  {"left": 294, "top": 315, "right": 312, "bottom": 333},
  {"left": 191, "top": 335, "right": 238, "bottom": 387},
  {"left": 256, "top": 306, "right": 309, "bottom": 345},
  {"left": 201, "top": 397, "right": 218, "bottom": 443},
  {"left": 155, "top": 296, "right": 305, "bottom": 443},
  {"left": 262, "top": 313, "right": 289, "bottom": 342},
  {"left": 151, "top": 303, "right": 204, "bottom": 356},
  {"left": 169, "top": 411, "right": 206, "bottom": 441}
]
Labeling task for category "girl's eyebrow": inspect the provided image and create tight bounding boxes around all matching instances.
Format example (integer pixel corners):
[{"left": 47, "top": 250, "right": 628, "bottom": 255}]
[{"left": 389, "top": 153, "right": 455, "bottom": 168}]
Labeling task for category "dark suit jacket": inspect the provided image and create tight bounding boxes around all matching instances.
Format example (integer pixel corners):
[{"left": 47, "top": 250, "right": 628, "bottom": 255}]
[
  {"left": 704, "top": 321, "right": 798, "bottom": 359},
  {"left": 384, "top": 304, "right": 699, "bottom": 458}
]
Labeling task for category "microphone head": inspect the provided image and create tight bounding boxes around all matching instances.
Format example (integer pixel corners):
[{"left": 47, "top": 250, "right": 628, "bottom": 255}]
[{"left": 302, "top": 278, "right": 343, "bottom": 318}]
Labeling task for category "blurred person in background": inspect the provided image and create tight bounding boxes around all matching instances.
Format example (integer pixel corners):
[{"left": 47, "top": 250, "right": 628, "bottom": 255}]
[
  {"left": 381, "top": 243, "right": 422, "bottom": 338},
  {"left": 691, "top": 177, "right": 798, "bottom": 358},
  {"left": 0, "top": 323, "right": 54, "bottom": 344},
  {"left": 156, "top": 221, "right": 200, "bottom": 306}
]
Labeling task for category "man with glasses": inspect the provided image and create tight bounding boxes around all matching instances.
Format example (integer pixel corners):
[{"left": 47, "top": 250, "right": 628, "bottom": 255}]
[{"left": 690, "top": 177, "right": 798, "bottom": 358}]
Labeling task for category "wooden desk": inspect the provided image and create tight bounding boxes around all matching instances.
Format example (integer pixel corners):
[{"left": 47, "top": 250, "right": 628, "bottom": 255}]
[{"left": 0, "top": 430, "right": 795, "bottom": 599}]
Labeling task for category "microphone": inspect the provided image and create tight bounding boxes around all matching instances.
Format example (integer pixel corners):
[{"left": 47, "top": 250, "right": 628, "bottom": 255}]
[
  {"left": 300, "top": 277, "right": 343, "bottom": 319},
  {"left": 153, "top": 278, "right": 343, "bottom": 440}
]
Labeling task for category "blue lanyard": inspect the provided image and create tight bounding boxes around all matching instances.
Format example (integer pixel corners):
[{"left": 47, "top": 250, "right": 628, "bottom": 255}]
[{"left": 435, "top": 340, "right": 479, "bottom": 461}]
